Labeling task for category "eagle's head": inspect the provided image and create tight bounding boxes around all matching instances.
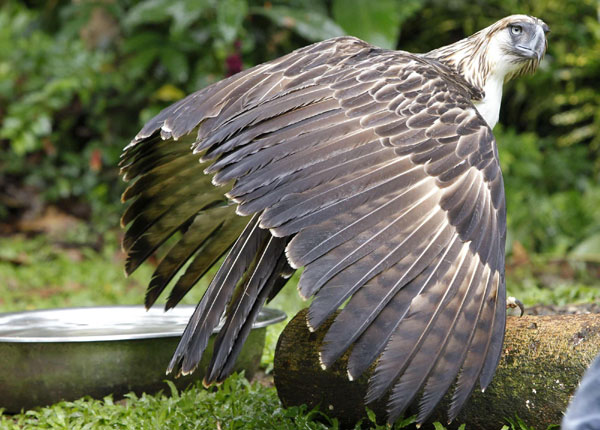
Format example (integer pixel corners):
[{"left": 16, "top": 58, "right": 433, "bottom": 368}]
[
  {"left": 426, "top": 15, "right": 550, "bottom": 89},
  {"left": 483, "top": 15, "right": 550, "bottom": 78},
  {"left": 425, "top": 15, "right": 549, "bottom": 128}
]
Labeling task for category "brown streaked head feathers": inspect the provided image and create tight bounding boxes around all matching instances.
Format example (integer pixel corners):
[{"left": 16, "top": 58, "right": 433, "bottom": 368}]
[{"left": 425, "top": 15, "right": 549, "bottom": 90}]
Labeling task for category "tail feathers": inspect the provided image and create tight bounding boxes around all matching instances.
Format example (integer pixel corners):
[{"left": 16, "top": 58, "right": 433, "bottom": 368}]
[{"left": 167, "top": 215, "right": 269, "bottom": 376}]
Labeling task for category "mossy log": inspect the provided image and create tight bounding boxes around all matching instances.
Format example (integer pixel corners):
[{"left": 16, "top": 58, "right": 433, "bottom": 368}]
[{"left": 273, "top": 309, "right": 600, "bottom": 429}]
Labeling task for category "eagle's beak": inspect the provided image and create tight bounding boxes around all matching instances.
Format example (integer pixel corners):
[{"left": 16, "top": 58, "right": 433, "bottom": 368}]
[{"left": 516, "top": 24, "right": 548, "bottom": 61}]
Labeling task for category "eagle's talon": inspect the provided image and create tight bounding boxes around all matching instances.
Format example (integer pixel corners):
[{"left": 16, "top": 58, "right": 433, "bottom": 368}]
[{"left": 507, "top": 296, "right": 525, "bottom": 316}]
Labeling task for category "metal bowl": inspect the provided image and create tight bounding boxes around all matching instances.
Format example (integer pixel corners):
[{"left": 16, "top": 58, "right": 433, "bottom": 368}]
[{"left": 0, "top": 305, "right": 285, "bottom": 412}]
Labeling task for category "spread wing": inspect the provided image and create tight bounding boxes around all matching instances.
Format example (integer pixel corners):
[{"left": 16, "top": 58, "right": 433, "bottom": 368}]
[{"left": 121, "top": 36, "right": 506, "bottom": 424}]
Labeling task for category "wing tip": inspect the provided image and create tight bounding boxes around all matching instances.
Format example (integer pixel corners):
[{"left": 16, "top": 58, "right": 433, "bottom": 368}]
[{"left": 317, "top": 352, "right": 328, "bottom": 370}]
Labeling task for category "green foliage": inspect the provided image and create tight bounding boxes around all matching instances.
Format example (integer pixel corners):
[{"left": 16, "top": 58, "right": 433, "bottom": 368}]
[
  {"left": 503, "top": 414, "right": 560, "bottom": 430},
  {"left": 332, "top": 0, "right": 423, "bottom": 49},
  {"left": 250, "top": 5, "right": 345, "bottom": 42},
  {"left": 0, "top": 4, "right": 122, "bottom": 219},
  {"left": 550, "top": 15, "right": 600, "bottom": 150},
  {"left": 0, "top": 0, "right": 414, "bottom": 226},
  {"left": 0, "top": 375, "right": 329, "bottom": 430},
  {"left": 497, "top": 126, "right": 600, "bottom": 255}
]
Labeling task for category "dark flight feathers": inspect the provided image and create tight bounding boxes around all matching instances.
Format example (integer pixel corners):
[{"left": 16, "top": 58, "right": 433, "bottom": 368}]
[{"left": 121, "top": 36, "right": 506, "bottom": 424}]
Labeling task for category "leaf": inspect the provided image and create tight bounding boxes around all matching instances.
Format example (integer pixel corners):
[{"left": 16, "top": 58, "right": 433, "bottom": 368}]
[
  {"left": 332, "top": 0, "right": 423, "bottom": 49},
  {"left": 31, "top": 114, "right": 52, "bottom": 137},
  {"left": 122, "top": 31, "right": 164, "bottom": 53},
  {"left": 125, "top": 0, "right": 211, "bottom": 34},
  {"left": 393, "top": 414, "right": 416, "bottom": 427},
  {"left": 250, "top": 5, "right": 345, "bottom": 42},
  {"left": 125, "top": 0, "right": 173, "bottom": 27},
  {"left": 123, "top": 46, "right": 161, "bottom": 79},
  {"left": 366, "top": 407, "right": 377, "bottom": 423},
  {"left": 570, "top": 233, "right": 600, "bottom": 262},
  {"left": 168, "top": 0, "right": 211, "bottom": 35},
  {"left": 160, "top": 49, "right": 189, "bottom": 83},
  {"left": 153, "top": 84, "right": 186, "bottom": 102},
  {"left": 165, "top": 379, "right": 180, "bottom": 399},
  {"left": 506, "top": 414, "right": 535, "bottom": 430},
  {"left": 217, "top": 0, "right": 248, "bottom": 44},
  {"left": 14, "top": 131, "right": 38, "bottom": 156},
  {"left": 433, "top": 422, "right": 447, "bottom": 430}
]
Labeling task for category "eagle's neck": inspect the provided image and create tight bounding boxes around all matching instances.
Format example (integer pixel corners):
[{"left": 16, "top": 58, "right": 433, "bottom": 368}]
[
  {"left": 473, "top": 72, "right": 504, "bottom": 129},
  {"left": 424, "top": 29, "right": 508, "bottom": 129}
]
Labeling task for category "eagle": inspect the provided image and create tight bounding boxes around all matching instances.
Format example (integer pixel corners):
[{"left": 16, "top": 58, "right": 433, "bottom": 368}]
[{"left": 120, "top": 15, "right": 549, "bottom": 424}]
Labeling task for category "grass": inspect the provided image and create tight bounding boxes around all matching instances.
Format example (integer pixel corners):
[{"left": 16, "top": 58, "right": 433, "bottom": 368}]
[
  {"left": 0, "top": 372, "right": 435, "bottom": 430},
  {"left": 1, "top": 225, "right": 598, "bottom": 429},
  {"left": 0, "top": 231, "right": 150, "bottom": 312},
  {"left": 506, "top": 254, "right": 600, "bottom": 308},
  {"left": 0, "top": 375, "right": 346, "bottom": 430}
]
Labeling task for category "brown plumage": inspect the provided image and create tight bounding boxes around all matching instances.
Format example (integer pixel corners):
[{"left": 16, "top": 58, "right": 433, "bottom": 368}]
[{"left": 120, "top": 15, "right": 549, "bottom": 424}]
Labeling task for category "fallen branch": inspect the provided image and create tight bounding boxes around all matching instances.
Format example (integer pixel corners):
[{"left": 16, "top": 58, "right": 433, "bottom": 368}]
[{"left": 274, "top": 309, "right": 600, "bottom": 429}]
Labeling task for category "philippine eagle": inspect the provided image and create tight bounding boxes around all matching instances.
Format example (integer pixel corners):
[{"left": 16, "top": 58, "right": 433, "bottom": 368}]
[{"left": 120, "top": 15, "right": 549, "bottom": 424}]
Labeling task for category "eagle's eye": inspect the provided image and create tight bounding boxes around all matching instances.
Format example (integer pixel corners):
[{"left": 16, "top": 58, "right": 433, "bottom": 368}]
[{"left": 510, "top": 25, "right": 523, "bottom": 35}]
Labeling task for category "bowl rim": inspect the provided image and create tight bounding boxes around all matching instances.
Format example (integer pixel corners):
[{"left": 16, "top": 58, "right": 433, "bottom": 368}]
[{"left": 0, "top": 305, "right": 287, "bottom": 343}]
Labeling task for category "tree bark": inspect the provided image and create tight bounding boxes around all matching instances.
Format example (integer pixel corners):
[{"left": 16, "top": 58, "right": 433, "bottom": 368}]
[{"left": 273, "top": 309, "right": 600, "bottom": 429}]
